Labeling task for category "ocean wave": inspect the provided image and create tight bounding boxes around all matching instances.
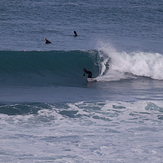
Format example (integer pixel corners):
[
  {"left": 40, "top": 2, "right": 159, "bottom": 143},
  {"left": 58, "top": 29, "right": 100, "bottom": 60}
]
[
  {"left": 0, "top": 48, "right": 163, "bottom": 87},
  {"left": 0, "top": 50, "right": 99, "bottom": 86}
]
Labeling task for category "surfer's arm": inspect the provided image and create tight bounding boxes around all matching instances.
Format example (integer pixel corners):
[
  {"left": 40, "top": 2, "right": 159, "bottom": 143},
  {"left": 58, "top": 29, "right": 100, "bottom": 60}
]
[{"left": 82, "top": 73, "right": 85, "bottom": 78}]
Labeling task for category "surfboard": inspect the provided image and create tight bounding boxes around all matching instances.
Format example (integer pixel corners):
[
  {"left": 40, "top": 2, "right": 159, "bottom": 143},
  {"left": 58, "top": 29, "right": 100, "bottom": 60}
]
[{"left": 87, "top": 78, "right": 97, "bottom": 82}]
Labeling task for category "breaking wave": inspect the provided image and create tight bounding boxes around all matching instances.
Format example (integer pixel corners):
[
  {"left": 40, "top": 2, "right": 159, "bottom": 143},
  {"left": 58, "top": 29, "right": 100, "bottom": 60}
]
[{"left": 0, "top": 47, "right": 162, "bottom": 87}]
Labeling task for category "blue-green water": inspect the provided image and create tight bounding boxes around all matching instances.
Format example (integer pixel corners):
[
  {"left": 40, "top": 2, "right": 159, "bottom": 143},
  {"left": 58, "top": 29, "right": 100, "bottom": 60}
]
[{"left": 0, "top": 0, "right": 163, "bottom": 162}]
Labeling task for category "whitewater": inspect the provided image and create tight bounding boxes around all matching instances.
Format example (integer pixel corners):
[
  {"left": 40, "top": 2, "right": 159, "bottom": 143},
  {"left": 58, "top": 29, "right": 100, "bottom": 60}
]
[{"left": 97, "top": 43, "right": 163, "bottom": 81}]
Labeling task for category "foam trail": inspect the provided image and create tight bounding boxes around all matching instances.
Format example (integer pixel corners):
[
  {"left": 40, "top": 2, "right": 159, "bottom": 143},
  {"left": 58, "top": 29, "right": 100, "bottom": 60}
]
[{"left": 97, "top": 42, "right": 163, "bottom": 81}]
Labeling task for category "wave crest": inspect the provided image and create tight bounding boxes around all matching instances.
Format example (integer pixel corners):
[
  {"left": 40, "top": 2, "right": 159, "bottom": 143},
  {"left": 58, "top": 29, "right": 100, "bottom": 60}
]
[{"left": 97, "top": 42, "right": 163, "bottom": 81}]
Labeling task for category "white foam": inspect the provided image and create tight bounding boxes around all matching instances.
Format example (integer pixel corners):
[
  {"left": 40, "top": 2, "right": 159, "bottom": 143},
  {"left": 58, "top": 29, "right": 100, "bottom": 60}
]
[
  {"left": 0, "top": 100, "right": 163, "bottom": 162},
  {"left": 97, "top": 41, "right": 163, "bottom": 80}
]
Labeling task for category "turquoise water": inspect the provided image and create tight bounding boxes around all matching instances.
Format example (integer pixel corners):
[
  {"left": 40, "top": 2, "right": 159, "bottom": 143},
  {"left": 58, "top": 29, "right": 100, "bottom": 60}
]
[{"left": 0, "top": 0, "right": 163, "bottom": 162}]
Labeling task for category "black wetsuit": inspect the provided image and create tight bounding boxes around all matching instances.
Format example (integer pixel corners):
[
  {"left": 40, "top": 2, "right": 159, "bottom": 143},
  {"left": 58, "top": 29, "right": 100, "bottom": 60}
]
[
  {"left": 74, "top": 31, "right": 78, "bottom": 37},
  {"left": 45, "top": 39, "right": 51, "bottom": 44},
  {"left": 83, "top": 70, "right": 92, "bottom": 78}
]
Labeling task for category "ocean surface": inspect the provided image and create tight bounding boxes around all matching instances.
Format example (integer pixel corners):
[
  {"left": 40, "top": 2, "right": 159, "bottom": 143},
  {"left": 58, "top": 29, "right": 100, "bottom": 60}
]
[{"left": 0, "top": 0, "right": 163, "bottom": 162}]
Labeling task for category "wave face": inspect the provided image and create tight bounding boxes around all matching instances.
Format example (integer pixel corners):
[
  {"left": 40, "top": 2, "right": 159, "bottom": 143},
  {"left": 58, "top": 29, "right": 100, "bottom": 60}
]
[
  {"left": 0, "top": 48, "right": 163, "bottom": 87},
  {"left": 0, "top": 50, "right": 100, "bottom": 86}
]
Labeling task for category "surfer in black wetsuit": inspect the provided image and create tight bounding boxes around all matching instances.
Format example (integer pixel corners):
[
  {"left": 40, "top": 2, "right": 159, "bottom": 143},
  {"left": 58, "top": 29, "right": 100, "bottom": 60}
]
[
  {"left": 45, "top": 38, "right": 51, "bottom": 44},
  {"left": 74, "top": 31, "right": 78, "bottom": 37},
  {"left": 82, "top": 68, "right": 92, "bottom": 78}
]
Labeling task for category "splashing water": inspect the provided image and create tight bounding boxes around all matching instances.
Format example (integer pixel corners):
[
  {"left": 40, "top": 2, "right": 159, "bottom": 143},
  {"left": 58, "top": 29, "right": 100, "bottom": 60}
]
[{"left": 96, "top": 42, "right": 163, "bottom": 81}]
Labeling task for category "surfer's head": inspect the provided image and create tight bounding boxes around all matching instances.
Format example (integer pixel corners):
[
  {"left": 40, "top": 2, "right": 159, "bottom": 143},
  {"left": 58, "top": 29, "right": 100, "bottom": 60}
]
[{"left": 83, "top": 68, "right": 86, "bottom": 72}]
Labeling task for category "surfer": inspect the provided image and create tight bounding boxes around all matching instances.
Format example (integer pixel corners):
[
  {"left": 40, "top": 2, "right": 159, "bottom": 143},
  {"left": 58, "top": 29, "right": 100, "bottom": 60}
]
[
  {"left": 44, "top": 38, "right": 51, "bottom": 44},
  {"left": 82, "top": 68, "right": 92, "bottom": 78},
  {"left": 74, "top": 31, "right": 78, "bottom": 37}
]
